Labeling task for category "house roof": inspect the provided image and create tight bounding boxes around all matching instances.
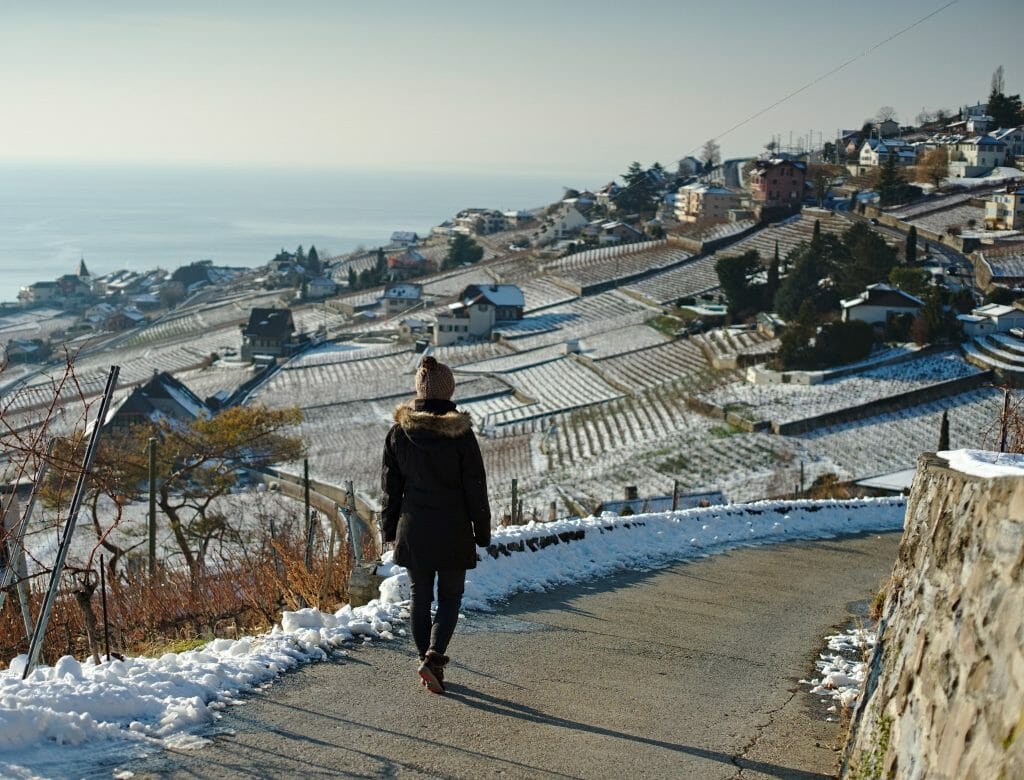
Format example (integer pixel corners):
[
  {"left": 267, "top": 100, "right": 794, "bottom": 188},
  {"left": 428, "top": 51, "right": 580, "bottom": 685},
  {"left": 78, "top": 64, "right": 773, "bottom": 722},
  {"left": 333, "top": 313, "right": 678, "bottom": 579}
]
[
  {"left": 102, "top": 372, "right": 207, "bottom": 428},
  {"left": 972, "top": 303, "right": 1019, "bottom": 318},
  {"left": 462, "top": 284, "right": 525, "bottom": 308},
  {"left": 960, "top": 135, "right": 1006, "bottom": 147},
  {"left": 840, "top": 283, "right": 925, "bottom": 310},
  {"left": 244, "top": 308, "right": 295, "bottom": 339},
  {"left": 383, "top": 283, "right": 423, "bottom": 300}
]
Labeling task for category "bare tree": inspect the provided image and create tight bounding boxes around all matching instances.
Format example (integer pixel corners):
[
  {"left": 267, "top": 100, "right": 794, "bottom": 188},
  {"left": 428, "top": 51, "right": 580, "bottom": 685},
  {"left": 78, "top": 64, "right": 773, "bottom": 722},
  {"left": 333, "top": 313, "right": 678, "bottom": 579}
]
[
  {"left": 992, "top": 65, "right": 1005, "bottom": 96},
  {"left": 918, "top": 147, "right": 949, "bottom": 190},
  {"left": 876, "top": 106, "right": 897, "bottom": 123},
  {"left": 700, "top": 139, "right": 721, "bottom": 171}
]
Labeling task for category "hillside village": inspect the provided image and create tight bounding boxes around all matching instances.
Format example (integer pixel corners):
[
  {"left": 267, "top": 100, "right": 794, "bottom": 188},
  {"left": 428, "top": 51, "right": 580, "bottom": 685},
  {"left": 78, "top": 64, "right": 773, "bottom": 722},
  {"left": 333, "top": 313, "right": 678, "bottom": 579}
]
[{"left": 3, "top": 77, "right": 1024, "bottom": 525}]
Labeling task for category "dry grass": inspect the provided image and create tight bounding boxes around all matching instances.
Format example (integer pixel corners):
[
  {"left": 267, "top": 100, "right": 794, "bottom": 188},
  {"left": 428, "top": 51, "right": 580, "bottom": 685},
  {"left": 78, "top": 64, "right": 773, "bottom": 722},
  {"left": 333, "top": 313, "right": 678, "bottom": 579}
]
[{"left": 0, "top": 530, "right": 361, "bottom": 663}]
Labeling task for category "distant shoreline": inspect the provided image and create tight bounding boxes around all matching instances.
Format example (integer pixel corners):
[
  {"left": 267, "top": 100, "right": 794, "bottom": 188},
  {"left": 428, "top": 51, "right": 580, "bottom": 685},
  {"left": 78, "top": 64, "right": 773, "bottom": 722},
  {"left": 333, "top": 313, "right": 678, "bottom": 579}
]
[{"left": 0, "top": 163, "right": 598, "bottom": 306}]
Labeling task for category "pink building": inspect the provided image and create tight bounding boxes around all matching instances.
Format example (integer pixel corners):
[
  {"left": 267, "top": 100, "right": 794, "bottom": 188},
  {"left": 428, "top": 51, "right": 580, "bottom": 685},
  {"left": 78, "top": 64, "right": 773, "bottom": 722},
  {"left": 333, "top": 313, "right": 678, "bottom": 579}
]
[{"left": 749, "top": 158, "right": 807, "bottom": 211}]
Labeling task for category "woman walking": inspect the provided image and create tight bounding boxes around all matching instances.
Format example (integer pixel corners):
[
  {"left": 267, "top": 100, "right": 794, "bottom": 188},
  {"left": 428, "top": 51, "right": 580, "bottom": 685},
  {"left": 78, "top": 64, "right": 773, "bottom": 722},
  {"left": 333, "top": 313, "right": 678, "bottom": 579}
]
[{"left": 381, "top": 355, "right": 491, "bottom": 693}]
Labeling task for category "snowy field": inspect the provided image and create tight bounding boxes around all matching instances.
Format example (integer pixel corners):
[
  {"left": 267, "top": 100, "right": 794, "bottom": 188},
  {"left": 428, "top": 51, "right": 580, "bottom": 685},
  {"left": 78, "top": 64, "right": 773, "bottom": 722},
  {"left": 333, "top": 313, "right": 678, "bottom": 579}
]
[{"left": 1, "top": 496, "right": 907, "bottom": 779}]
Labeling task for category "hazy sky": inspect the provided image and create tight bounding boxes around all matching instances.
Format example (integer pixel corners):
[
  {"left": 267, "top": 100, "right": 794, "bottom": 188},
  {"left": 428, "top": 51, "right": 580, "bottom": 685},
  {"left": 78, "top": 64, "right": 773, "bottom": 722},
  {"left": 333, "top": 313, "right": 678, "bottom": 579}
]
[{"left": 2, "top": 0, "right": 1021, "bottom": 178}]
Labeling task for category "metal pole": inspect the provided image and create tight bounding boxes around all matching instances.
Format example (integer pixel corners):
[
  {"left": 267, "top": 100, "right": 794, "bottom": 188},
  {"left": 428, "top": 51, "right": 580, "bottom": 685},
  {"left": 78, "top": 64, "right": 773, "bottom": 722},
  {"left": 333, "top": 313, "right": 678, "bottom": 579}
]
[
  {"left": 672, "top": 480, "right": 679, "bottom": 512},
  {"left": 303, "top": 459, "right": 313, "bottom": 571},
  {"left": 511, "top": 479, "right": 518, "bottom": 525},
  {"left": 148, "top": 437, "right": 157, "bottom": 577},
  {"left": 24, "top": 364, "right": 120, "bottom": 679}
]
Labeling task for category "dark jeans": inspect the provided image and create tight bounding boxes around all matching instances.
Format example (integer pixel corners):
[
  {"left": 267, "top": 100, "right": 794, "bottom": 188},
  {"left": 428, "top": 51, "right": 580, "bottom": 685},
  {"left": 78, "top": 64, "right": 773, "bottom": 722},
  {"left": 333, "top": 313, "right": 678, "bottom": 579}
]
[{"left": 406, "top": 567, "right": 466, "bottom": 659}]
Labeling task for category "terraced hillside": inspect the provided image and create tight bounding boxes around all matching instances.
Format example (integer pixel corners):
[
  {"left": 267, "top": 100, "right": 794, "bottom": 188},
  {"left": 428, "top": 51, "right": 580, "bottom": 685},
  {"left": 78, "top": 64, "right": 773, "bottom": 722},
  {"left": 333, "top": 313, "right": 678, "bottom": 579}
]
[
  {"left": 543, "top": 241, "right": 693, "bottom": 291},
  {"left": 714, "top": 209, "right": 856, "bottom": 264}
]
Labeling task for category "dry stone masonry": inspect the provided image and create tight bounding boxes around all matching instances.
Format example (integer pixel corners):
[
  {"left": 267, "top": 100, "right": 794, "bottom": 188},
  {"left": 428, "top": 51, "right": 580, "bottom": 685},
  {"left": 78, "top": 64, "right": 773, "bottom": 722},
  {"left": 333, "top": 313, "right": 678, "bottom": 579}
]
[{"left": 844, "top": 453, "right": 1024, "bottom": 779}]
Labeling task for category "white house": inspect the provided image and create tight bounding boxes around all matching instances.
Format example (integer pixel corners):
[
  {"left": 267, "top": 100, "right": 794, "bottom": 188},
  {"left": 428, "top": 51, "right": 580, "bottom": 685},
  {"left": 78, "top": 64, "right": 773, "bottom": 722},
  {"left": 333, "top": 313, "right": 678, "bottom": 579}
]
[
  {"left": 960, "top": 303, "right": 1024, "bottom": 338},
  {"left": 857, "top": 138, "right": 917, "bottom": 172},
  {"left": 305, "top": 276, "right": 338, "bottom": 299},
  {"left": 549, "top": 205, "right": 588, "bottom": 239},
  {"left": 840, "top": 284, "right": 924, "bottom": 325},
  {"left": 947, "top": 135, "right": 1007, "bottom": 178},
  {"left": 381, "top": 282, "right": 423, "bottom": 315},
  {"left": 432, "top": 284, "right": 524, "bottom": 346},
  {"left": 992, "top": 125, "right": 1024, "bottom": 159}
]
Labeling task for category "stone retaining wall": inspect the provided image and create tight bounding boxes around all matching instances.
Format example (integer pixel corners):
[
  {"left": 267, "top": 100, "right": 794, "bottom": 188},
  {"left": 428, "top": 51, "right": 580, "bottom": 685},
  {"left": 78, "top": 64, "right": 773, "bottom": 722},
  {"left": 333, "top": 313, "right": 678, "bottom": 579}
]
[{"left": 843, "top": 453, "right": 1024, "bottom": 779}]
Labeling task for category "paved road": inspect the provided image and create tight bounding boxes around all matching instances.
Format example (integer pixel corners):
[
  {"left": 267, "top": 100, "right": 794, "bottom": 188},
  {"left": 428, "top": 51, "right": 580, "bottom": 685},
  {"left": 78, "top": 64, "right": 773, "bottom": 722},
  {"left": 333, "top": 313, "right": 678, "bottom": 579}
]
[{"left": 124, "top": 532, "right": 901, "bottom": 780}]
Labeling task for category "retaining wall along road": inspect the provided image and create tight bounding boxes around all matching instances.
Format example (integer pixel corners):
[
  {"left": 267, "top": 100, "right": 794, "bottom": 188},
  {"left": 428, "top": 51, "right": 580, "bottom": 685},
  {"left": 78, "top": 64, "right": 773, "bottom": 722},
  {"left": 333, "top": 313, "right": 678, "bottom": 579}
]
[{"left": 843, "top": 452, "right": 1024, "bottom": 779}]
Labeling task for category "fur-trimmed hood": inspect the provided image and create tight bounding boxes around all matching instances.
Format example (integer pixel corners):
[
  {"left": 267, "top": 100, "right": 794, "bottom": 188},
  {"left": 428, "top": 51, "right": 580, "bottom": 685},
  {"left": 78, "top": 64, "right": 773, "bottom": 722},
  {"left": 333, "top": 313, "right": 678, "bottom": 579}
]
[{"left": 393, "top": 404, "right": 472, "bottom": 438}]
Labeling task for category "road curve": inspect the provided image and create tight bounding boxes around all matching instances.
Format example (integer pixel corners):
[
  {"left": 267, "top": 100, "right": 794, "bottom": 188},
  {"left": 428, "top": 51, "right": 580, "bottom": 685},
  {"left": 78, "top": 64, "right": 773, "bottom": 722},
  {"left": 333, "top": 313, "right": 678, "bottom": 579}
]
[{"left": 124, "top": 532, "right": 901, "bottom": 780}]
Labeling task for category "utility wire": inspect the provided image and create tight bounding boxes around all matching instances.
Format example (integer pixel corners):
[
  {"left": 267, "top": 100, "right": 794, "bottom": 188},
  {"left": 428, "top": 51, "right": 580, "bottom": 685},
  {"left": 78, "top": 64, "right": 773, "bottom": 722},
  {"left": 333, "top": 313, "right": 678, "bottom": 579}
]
[{"left": 686, "top": 0, "right": 960, "bottom": 158}]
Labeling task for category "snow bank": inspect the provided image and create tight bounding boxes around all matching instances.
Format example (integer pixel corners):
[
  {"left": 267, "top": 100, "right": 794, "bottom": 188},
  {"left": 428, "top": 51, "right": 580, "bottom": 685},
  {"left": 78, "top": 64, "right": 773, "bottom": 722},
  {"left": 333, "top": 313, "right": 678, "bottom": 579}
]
[
  {"left": 0, "top": 601, "right": 403, "bottom": 777},
  {"left": 937, "top": 449, "right": 1024, "bottom": 479},
  {"left": 380, "top": 497, "right": 907, "bottom": 610}
]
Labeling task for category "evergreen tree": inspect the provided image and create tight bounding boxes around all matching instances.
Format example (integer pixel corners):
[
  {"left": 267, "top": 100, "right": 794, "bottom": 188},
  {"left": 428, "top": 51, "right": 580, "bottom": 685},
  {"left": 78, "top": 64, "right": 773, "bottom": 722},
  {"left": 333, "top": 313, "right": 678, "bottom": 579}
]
[
  {"left": 776, "top": 300, "right": 818, "bottom": 369},
  {"left": 938, "top": 410, "right": 950, "bottom": 452},
  {"left": 347, "top": 267, "right": 357, "bottom": 289},
  {"left": 443, "top": 234, "right": 484, "bottom": 270},
  {"left": 836, "top": 222, "right": 898, "bottom": 298},
  {"left": 375, "top": 247, "right": 387, "bottom": 275},
  {"left": 987, "top": 65, "right": 1024, "bottom": 128},
  {"left": 615, "top": 162, "right": 657, "bottom": 216},
  {"left": 906, "top": 226, "right": 918, "bottom": 265},
  {"left": 306, "top": 245, "right": 321, "bottom": 276},
  {"left": 715, "top": 251, "right": 761, "bottom": 318},
  {"left": 876, "top": 152, "right": 904, "bottom": 205}
]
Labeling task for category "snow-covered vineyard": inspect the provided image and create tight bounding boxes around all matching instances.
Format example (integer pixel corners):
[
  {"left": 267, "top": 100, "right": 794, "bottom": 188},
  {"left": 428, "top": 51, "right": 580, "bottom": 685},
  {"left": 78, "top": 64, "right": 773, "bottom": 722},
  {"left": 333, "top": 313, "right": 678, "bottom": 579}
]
[{"left": 0, "top": 234, "right": 1007, "bottom": 519}]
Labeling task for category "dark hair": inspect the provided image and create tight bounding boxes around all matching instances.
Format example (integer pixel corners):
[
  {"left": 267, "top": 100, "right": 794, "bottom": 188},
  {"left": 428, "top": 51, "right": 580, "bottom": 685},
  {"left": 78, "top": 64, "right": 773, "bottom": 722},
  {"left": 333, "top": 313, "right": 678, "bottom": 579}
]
[{"left": 421, "top": 356, "right": 438, "bottom": 369}]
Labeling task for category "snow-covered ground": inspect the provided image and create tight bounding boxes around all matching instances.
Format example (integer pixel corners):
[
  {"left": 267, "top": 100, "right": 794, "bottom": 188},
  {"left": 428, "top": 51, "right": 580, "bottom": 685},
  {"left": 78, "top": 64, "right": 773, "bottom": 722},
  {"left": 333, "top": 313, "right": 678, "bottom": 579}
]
[
  {"left": 700, "top": 351, "right": 979, "bottom": 425},
  {"left": 2, "top": 496, "right": 906, "bottom": 779}
]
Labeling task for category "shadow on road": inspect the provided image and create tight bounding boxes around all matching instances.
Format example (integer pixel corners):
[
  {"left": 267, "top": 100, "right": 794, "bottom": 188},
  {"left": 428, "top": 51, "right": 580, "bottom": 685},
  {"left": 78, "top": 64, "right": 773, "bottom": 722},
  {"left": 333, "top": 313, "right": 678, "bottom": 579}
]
[{"left": 443, "top": 683, "right": 834, "bottom": 780}]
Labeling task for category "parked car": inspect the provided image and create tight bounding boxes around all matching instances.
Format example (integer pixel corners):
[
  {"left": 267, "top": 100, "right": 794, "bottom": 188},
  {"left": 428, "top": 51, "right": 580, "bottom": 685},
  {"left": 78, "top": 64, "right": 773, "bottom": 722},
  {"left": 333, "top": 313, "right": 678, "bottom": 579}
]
[{"left": 1010, "top": 328, "right": 1024, "bottom": 340}]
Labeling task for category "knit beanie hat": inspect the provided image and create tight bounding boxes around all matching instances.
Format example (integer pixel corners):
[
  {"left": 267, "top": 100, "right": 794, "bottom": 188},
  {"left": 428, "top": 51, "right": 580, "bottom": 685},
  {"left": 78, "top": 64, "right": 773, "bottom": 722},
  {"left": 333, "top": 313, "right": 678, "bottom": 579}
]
[{"left": 415, "top": 356, "right": 456, "bottom": 400}]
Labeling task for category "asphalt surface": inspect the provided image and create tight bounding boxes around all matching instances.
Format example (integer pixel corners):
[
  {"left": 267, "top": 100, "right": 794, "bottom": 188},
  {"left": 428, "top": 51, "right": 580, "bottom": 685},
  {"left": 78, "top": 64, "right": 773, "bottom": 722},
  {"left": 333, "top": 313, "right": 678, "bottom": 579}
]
[{"left": 121, "top": 532, "right": 901, "bottom": 780}]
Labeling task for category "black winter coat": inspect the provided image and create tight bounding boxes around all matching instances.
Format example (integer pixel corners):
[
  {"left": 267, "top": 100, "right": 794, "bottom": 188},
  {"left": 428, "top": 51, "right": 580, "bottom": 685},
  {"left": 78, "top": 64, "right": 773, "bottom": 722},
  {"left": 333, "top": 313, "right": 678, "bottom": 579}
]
[{"left": 381, "top": 401, "right": 491, "bottom": 571}]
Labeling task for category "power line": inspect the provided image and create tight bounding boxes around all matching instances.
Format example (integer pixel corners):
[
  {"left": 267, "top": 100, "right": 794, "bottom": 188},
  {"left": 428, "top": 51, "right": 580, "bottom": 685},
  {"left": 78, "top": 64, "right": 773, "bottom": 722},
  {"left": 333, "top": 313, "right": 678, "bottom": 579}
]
[{"left": 686, "top": 0, "right": 960, "bottom": 158}]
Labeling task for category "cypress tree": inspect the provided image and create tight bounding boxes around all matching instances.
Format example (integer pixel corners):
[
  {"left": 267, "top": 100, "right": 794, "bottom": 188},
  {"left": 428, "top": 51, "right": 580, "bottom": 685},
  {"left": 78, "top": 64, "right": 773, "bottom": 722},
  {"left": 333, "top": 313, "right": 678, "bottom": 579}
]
[
  {"left": 764, "top": 241, "right": 781, "bottom": 310},
  {"left": 938, "top": 410, "right": 950, "bottom": 451},
  {"left": 906, "top": 226, "right": 917, "bottom": 265}
]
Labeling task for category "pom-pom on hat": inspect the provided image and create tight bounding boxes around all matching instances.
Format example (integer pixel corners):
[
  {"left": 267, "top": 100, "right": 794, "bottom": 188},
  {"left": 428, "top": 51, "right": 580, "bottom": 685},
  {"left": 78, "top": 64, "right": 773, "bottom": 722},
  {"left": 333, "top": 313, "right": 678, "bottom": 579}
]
[{"left": 415, "top": 356, "right": 456, "bottom": 400}]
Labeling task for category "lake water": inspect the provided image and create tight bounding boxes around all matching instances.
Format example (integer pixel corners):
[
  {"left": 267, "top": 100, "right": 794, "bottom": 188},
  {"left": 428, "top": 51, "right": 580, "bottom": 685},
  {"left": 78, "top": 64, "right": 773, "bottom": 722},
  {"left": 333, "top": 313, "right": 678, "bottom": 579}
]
[{"left": 0, "top": 163, "right": 598, "bottom": 304}]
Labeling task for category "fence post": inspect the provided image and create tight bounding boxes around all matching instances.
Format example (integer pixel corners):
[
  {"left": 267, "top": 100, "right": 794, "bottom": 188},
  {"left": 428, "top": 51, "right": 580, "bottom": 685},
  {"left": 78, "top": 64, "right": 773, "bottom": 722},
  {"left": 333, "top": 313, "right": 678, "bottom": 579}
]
[
  {"left": 1, "top": 440, "right": 53, "bottom": 639},
  {"left": 511, "top": 479, "right": 518, "bottom": 525},
  {"left": 23, "top": 364, "right": 120, "bottom": 679},
  {"left": 672, "top": 480, "right": 679, "bottom": 512}
]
